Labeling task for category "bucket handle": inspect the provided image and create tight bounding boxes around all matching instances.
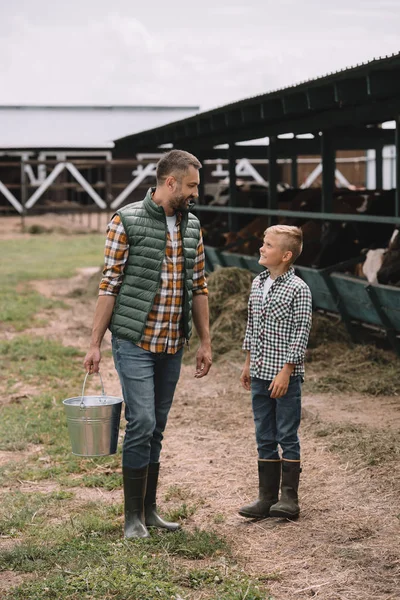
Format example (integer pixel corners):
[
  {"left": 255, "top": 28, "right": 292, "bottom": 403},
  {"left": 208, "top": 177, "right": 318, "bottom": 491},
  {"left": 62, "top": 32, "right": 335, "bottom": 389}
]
[{"left": 80, "top": 371, "right": 106, "bottom": 409}]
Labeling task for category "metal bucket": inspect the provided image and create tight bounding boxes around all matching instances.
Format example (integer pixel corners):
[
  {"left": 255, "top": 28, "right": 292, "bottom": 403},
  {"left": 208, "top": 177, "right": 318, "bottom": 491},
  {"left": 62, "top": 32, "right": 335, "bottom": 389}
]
[{"left": 63, "top": 372, "right": 123, "bottom": 457}]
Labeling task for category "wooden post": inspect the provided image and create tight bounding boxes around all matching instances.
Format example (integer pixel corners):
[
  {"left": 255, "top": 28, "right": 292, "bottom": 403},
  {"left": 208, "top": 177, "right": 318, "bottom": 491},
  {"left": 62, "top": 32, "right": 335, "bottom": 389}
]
[
  {"left": 321, "top": 131, "right": 335, "bottom": 213},
  {"left": 228, "top": 143, "right": 238, "bottom": 231}
]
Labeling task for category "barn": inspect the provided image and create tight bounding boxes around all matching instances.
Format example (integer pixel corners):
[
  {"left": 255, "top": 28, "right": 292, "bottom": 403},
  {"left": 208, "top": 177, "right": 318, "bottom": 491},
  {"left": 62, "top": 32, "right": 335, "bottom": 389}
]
[
  {"left": 112, "top": 53, "right": 400, "bottom": 353},
  {"left": 0, "top": 104, "right": 199, "bottom": 215}
]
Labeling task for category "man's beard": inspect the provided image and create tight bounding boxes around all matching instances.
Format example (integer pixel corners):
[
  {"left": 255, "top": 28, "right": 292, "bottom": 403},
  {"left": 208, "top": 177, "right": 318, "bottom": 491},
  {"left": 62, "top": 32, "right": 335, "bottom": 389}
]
[{"left": 173, "top": 194, "right": 196, "bottom": 212}]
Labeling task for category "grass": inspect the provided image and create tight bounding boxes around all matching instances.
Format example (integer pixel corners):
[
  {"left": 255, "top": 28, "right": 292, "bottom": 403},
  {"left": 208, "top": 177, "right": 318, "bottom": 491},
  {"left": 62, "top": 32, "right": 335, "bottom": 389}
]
[
  {"left": 309, "top": 420, "right": 400, "bottom": 469},
  {"left": 0, "top": 287, "right": 66, "bottom": 331},
  {"left": 0, "top": 331, "right": 269, "bottom": 598},
  {"left": 0, "top": 233, "right": 104, "bottom": 329},
  {"left": 0, "top": 334, "right": 121, "bottom": 485},
  {"left": 0, "top": 234, "right": 104, "bottom": 284},
  {"left": 0, "top": 491, "right": 75, "bottom": 536},
  {"left": 165, "top": 502, "right": 197, "bottom": 522},
  {"left": 0, "top": 499, "right": 267, "bottom": 600}
]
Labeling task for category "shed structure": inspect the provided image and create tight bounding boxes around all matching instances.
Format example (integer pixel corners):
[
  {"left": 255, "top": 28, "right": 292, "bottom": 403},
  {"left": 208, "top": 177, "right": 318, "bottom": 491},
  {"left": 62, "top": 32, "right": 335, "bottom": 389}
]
[
  {"left": 0, "top": 105, "right": 199, "bottom": 214},
  {"left": 114, "top": 53, "right": 400, "bottom": 230}
]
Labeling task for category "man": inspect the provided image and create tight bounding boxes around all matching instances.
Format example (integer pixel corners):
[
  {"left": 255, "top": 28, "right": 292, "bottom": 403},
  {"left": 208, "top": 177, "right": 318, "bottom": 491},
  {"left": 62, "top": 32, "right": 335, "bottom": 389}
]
[{"left": 84, "top": 150, "right": 212, "bottom": 539}]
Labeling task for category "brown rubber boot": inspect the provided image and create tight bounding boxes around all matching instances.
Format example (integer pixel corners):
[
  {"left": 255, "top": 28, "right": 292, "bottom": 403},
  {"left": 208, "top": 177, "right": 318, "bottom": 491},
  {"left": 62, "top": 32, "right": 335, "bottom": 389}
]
[
  {"left": 144, "top": 463, "right": 180, "bottom": 532},
  {"left": 269, "top": 459, "right": 301, "bottom": 519},
  {"left": 239, "top": 460, "right": 281, "bottom": 519},
  {"left": 123, "top": 466, "right": 150, "bottom": 539}
]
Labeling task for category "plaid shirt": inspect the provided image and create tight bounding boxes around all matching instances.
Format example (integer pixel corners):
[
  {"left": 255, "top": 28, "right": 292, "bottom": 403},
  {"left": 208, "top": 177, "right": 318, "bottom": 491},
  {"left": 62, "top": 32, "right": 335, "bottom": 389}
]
[
  {"left": 99, "top": 213, "right": 208, "bottom": 354},
  {"left": 243, "top": 267, "right": 312, "bottom": 380}
]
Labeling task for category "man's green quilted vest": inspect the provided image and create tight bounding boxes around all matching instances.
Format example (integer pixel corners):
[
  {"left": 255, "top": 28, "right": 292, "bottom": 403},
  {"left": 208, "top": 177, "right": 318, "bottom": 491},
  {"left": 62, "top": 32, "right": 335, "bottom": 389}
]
[{"left": 109, "top": 188, "right": 201, "bottom": 345}]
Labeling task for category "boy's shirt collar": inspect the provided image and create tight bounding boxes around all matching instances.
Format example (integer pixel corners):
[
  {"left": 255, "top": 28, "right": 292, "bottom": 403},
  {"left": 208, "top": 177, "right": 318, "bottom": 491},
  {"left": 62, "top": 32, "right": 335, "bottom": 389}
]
[{"left": 259, "top": 266, "right": 295, "bottom": 285}]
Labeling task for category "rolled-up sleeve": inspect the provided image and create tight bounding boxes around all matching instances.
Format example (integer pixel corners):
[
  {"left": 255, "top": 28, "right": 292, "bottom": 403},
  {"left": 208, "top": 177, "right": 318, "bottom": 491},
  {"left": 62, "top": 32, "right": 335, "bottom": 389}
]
[
  {"left": 98, "top": 215, "right": 129, "bottom": 296},
  {"left": 242, "top": 293, "right": 254, "bottom": 351},
  {"left": 285, "top": 286, "right": 312, "bottom": 364},
  {"left": 192, "top": 232, "right": 208, "bottom": 296}
]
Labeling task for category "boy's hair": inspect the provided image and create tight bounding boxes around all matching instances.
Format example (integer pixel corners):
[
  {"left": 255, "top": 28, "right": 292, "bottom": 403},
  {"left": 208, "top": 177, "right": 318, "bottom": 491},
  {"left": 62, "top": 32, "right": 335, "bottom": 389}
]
[
  {"left": 265, "top": 225, "right": 303, "bottom": 263},
  {"left": 156, "top": 150, "right": 202, "bottom": 184}
]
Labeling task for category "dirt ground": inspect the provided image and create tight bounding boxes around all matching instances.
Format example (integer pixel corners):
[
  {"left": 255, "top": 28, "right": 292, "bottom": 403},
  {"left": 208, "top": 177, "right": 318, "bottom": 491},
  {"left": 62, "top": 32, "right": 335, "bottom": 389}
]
[{"left": 1, "top": 215, "right": 400, "bottom": 600}]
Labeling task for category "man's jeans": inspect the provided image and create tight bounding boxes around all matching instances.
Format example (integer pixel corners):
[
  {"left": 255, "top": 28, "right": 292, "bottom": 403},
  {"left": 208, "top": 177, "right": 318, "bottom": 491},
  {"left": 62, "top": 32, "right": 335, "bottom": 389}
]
[
  {"left": 112, "top": 337, "right": 183, "bottom": 469},
  {"left": 251, "top": 376, "right": 302, "bottom": 460}
]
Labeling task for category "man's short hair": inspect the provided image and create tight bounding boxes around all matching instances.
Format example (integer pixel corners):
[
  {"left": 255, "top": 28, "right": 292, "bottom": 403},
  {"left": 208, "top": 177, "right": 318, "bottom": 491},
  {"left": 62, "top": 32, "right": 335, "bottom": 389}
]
[
  {"left": 265, "top": 225, "right": 303, "bottom": 263},
  {"left": 156, "top": 150, "right": 202, "bottom": 184}
]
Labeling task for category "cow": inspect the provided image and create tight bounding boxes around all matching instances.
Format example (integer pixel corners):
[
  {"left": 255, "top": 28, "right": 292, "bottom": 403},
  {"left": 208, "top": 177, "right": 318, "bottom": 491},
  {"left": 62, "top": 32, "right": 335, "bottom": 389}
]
[
  {"left": 312, "top": 190, "right": 396, "bottom": 269},
  {"left": 362, "top": 248, "right": 386, "bottom": 284},
  {"left": 222, "top": 216, "right": 270, "bottom": 255},
  {"left": 377, "top": 228, "right": 400, "bottom": 286}
]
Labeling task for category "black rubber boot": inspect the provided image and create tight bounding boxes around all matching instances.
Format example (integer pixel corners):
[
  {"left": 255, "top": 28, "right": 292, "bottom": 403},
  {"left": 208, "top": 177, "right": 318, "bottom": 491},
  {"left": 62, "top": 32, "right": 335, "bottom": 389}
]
[
  {"left": 269, "top": 460, "right": 301, "bottom": 519},
  {"left": 144, "top": 463, "right": 180, "bottom": 531},
  {"left": 123, "top": 466, "right": 150, "bottom": 539},
  {"left": 239, "top": 460, "right": 281, "bottom": 519}
]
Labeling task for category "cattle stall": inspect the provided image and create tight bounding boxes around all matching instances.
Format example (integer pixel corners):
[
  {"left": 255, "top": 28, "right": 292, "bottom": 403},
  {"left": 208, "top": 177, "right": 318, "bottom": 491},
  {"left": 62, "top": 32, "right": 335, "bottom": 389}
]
[{"left": 111, "top": 53, "right": 400, "bottom": 350}]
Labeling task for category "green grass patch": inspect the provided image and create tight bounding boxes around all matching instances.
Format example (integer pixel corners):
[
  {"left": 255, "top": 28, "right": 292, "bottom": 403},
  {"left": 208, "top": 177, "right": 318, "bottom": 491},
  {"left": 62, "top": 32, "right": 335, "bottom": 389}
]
[
  {"left": 0, "top": 334, "right": 123, "bottom": 486},
  {"left": 179, "top": 566, "right": 268, "bottom": 598},
  {"left": 213, "top": 513, "right": 226, "bottom": 524},
  {"left": 164, "top": 484, "right": 192, "bottom": 502},
  {"left": 165, "top": 502, "right": 197, "bottom": 522},
  {"left": 0, "top": 234, "right": 103, "bottom": 329},
  {"left": 0, "top": 491, "right": 75, "bottom": 536},
  {"left": 79, "top": 471, "right": 122, "bottom": 491},
  {"left": 0, "top": 507, "right": 268, "bottom": 600},
  {"left": 0, "top": 336, "right": 82, "bottom": 387},
  {"left": 1, "top": 286, "right": 66, "bottom": 331},
  {"left": 0, "top": 235, "right": 104, "bottom": 285}
]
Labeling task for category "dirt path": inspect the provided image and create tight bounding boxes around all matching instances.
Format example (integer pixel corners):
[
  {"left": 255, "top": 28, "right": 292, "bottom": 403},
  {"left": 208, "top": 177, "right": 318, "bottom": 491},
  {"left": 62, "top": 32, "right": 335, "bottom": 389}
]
[{"left": 2, "top": 272, "right": 400, "bottom": 599}]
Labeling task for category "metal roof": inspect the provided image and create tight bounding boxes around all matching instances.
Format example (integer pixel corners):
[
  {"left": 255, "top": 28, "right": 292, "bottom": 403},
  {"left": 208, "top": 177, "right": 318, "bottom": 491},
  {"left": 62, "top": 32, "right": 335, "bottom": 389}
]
[
  {"left": 0, "top": 105, "right": 199, "bottom": 150},
  {"left": 114, "top": 53, "right": 400, "bottom": 155}
]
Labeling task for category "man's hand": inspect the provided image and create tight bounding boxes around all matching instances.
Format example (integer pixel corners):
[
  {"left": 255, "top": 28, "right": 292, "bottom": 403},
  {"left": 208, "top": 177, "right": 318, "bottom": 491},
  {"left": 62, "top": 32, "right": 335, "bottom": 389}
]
[
  {"left": 84, "top": 346, "right": 101, "bottom": 374},
  {"left": 195, "top": 343, "right": 212, "bottom": 378},
  {"left": 240, "top": 364, "right": 251, "bottom": 391},
  {"left": 268, "top": 370, "right": 290, "bottom": 399}
]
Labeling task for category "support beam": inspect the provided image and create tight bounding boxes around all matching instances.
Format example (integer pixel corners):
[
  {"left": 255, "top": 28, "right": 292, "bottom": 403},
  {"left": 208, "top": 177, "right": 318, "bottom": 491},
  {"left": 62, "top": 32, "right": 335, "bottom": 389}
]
[
  {"left": 268, "top": 136, "right": 278, "bottom": 213},
  {"left": 228, "top": 143, "right": 238, "bottom": 231},
  {"left": 375, "top": 143, "right": 383, "bottom": 189},
  {"left": 321, "top": 132, "right": 335, "bottom": 213},
  {"left": 396, "top": 116, "right": 400, "bottom": 218},
  {"left": 20, "top": 159, "right": 27, "bottom": 228},
  {"left": 198, "top": 154, "right": 205, "bottom": 204},
  {"left": 291, "top": 155, "right": 298, "bottom": 187}
]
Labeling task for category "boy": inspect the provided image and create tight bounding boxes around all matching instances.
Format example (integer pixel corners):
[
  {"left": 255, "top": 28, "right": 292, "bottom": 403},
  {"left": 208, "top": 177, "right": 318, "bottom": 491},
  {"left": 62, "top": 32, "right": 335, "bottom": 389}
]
[{"left": 239, "top": 225, "right": 312, "bottom": 519}]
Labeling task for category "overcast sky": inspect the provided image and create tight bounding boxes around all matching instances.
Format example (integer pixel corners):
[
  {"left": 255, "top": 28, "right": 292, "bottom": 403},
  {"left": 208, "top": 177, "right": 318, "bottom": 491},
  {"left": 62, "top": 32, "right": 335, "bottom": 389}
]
[{"left": 1, "top": 0, "right": 400, "bottom": 112}]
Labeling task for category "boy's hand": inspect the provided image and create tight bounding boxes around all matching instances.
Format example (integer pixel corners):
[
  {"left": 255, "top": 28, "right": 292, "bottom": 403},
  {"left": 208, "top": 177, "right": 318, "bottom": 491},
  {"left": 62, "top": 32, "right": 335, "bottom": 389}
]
[
  {"left": 240, "top": 365, "right": 251, "bottom": 391},
  {"left": 268, "top": 371, "right": 290, "bottom": 398}
]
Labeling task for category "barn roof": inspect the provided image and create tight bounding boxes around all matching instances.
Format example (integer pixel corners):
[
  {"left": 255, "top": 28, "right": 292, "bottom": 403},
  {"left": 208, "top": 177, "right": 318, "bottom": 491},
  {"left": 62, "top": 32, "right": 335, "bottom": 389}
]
[
  {"left": 0, "top": 105, "right": 199, "bottom": 150},
  {"left": 114, "top": 53, "right": 400, "bottom": 155}
]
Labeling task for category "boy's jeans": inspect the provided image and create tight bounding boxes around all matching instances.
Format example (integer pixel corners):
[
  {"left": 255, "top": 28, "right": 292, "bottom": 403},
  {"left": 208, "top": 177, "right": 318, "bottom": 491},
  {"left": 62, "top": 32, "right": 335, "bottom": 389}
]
[
  {"left": 251, "top": 376, "right": 302, "bottom": 460},
  {"left": 112, "top": 337, "right": 183, "bottom": 469}
]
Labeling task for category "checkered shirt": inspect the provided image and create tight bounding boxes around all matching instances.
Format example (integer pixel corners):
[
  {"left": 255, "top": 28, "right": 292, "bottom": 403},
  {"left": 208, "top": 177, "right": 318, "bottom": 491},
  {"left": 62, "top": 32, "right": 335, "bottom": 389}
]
[
  {"left": 243, "top": 267, "right": 312, "bottom": 380},
  {"left": 99, "top": 213, "right": 208, "bottom": 354}
]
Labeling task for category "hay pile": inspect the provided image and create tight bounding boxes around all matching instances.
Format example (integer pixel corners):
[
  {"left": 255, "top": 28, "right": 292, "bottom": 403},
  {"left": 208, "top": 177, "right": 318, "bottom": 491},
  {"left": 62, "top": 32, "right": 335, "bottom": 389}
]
[
  {"left": 184, "top": 267, "right": 254, "bottom": 363},
  {"left": 308, "top": 313, "right": 351, "bottom": 348},
  {"left": 306, "top": 336, "right": 400, "bottom": 396}
]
